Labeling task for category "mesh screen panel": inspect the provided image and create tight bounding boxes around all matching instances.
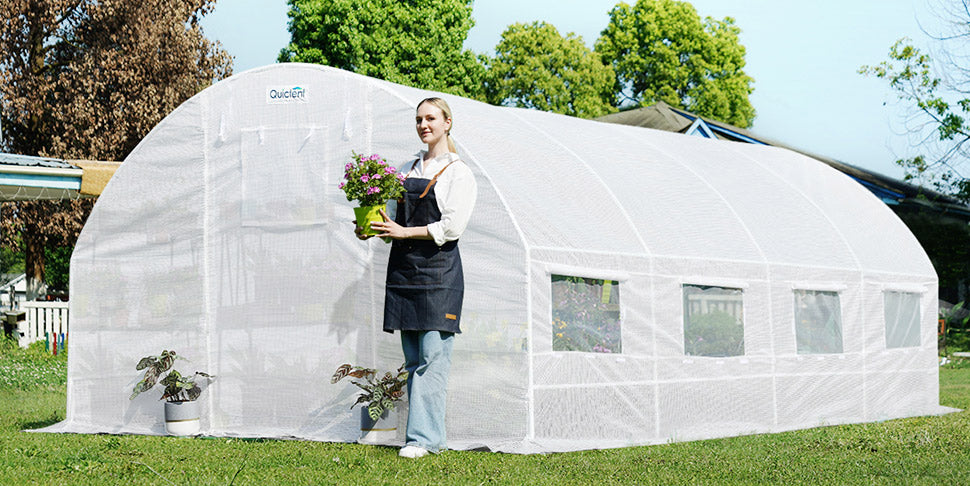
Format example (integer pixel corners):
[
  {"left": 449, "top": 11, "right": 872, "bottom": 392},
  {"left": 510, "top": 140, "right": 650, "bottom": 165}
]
[
  {"left": 884, "top": 291, "right": 922, "bottom": 348},
  {"left": 794, "top": 290, "right": 844, "bottom": 354}
]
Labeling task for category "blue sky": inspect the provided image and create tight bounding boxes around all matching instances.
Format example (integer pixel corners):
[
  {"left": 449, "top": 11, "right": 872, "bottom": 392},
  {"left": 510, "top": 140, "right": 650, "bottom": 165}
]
[{"left": 200, "top": 0, "right": 938, "bottom": 180}]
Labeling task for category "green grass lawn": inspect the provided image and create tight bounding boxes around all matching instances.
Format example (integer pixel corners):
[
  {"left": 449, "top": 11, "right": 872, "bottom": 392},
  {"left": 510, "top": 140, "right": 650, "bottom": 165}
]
[{"left": 2, "top": 341, "right": 970, "bottom": 485}]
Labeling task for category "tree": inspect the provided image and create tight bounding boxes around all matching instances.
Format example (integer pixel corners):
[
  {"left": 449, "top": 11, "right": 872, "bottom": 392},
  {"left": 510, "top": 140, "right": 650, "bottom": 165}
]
[
  {"left": 0, "top": 0, "right": 232, "bottom": 297},
  {"left": 594, "top": 0, "right": 755, "bottom": 127},
  {"left": 279, "top": 0, "right": 485, "bottom": 100},
  {"left": 860, "top": 4, "right": 970, "bottom": 203},
  {"left": 484, "top": 22, "right": 616, "bottom": 119},
  {"left": 895, "top": 211, "right": 970, "bottom": 303}
]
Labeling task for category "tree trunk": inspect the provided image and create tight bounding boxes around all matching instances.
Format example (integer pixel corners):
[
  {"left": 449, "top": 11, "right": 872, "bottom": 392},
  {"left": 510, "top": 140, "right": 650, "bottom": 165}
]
[
  {"left": 24, "top": 232, "right": 45, "bottom": 301},
  {"left": 25, "top": 1, "right": 49, "bottom": 155}
]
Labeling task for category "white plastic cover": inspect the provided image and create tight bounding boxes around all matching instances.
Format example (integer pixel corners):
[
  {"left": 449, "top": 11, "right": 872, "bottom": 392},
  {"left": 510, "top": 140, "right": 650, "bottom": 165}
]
[{"left": 39, "top": 64, "right": 952, "bottom": 453}]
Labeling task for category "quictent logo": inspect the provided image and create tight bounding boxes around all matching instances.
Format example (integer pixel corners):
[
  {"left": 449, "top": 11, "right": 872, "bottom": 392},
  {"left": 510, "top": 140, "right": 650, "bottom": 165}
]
[{"left": 266, "top": 86, "right": 308, "bottom": 104}]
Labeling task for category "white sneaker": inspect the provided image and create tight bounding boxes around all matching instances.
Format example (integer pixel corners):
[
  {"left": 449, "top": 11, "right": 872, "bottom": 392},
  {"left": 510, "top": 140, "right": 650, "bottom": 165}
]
[{"left": 398, "top": 445, "right": 429, "bottom": 458}]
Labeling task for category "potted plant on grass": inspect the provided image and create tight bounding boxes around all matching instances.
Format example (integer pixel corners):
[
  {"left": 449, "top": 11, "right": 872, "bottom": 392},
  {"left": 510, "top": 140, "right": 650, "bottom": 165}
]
[
  {"left": 339, "top": 152, "right": 406, "bottom": 237},
  {"left": 130, "top": 350, "right": 213, "bottom": 436},
  {"left": 331, "top": 363, "right": 408, "bottom": 443}
]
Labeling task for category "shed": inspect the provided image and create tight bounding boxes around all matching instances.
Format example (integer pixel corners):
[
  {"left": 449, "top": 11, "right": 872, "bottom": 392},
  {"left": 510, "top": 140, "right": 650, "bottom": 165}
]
[
  {"left": 0, "top": 153, "right": 120, "bottom": 201},
  {"left": 40, "top": 64, "right": 952, "bottom": 453}
]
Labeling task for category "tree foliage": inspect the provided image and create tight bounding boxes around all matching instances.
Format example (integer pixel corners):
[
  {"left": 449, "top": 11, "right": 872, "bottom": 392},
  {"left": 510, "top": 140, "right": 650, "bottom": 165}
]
[
  {"left": 43, "top": 245, "right": 71, "bottom": 292},
  {"left": 861, "top": 28, "right": 970, "bottom": 203},
  {"left": 595, "top": 0, "right": 755, "bottom": 127},
  {"left": 484, "top": 22, "right": 616, "bottom": 119},
  {"left": 279, "top": 0, "right": 485, "bottom": 100},
  {"left": 0, "top": 0, "right": 232, "bottom": 295},
  {"left": 896, "top": 211, "right": 970, "bottom": 303}
]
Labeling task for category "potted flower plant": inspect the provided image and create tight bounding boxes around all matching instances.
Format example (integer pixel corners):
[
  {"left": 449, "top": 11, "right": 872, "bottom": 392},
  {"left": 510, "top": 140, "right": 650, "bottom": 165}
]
[
  {"left": 339, "top": 152, "right": 406, "bottom": 236},
  {"left": 331, "top": 363, "right": 408, "bottom": 443},
  {"left": 130, "top": 350, "right": 213, "bottom": 436}
]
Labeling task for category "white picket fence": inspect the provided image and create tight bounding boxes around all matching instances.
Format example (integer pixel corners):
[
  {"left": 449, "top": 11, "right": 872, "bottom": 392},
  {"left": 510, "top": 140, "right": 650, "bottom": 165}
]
[
  {"left": 16, "top": 301, "right": 70, "bottom": 349},
  {"left": 685, "top": 293, "right": 744, "bottom": 319}
]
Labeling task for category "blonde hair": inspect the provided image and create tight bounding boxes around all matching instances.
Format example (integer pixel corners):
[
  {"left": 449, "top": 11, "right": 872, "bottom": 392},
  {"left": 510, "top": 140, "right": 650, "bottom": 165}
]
[{"left": 417, "top": 97, "right": 457, "bottom": 153}]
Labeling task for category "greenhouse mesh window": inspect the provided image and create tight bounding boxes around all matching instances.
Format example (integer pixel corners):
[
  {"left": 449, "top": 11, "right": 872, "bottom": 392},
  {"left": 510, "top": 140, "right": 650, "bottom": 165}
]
[
  {"left": 551, "top": 275, "right": 621, "bottom": 353},
  {"left": 884, "top": 291, "right": 921, "bottom": 348},
  {"left": 683, "top": 285, "right": 745, "bottom": 357},
  {"left": 794, "top": 290, "right": 844, "bottom": 354}
]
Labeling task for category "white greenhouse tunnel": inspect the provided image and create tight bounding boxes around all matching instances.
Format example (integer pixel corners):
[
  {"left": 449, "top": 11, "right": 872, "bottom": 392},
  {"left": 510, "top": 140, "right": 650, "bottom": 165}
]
[{"left": 36, "top": 64, "right": 953, "bottom": 453}]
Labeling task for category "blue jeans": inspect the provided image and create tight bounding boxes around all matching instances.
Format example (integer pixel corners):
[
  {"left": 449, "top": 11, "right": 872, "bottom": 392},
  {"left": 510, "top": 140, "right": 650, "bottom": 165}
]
[{"left": 400, "top": 330, "right": 454, "bottom": 453}]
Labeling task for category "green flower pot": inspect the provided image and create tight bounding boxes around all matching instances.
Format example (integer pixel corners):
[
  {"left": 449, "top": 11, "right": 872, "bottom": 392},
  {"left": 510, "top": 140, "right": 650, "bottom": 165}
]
[{"left": 353, "top": 204, "right": 386, "bottom": 236}]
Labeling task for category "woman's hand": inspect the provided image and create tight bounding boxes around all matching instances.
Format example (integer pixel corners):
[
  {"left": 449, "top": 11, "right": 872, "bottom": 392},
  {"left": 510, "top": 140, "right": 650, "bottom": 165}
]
[
  {"left": 369, "top": 210, "right": 432, "bottom": 240},
  {"left": 372, "top": 209, "right": 409, "bottom": 239},
  {"left": 352, "top": 220, "right": 372, "bottom": 240}
]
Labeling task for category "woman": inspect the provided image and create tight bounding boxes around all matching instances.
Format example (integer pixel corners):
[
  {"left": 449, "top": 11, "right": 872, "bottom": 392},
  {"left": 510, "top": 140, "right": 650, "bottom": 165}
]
[{"left": 360, "top": 97, "right": 476, "bottom": 458}]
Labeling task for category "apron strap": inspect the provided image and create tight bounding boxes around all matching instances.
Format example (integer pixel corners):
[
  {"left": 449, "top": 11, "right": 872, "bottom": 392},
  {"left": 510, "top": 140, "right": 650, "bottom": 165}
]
[{"left": 418, "top": 160, "right": 456, "bottom": 199}]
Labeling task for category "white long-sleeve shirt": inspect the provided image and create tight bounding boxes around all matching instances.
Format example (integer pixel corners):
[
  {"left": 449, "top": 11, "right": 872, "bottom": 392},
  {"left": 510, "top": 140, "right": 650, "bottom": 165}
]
[{"left": 387, "top": 151, "right": 477, "bottom": 246}]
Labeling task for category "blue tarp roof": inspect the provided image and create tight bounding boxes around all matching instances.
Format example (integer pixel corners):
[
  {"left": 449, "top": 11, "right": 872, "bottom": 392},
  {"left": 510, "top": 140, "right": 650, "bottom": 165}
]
[
  {"left": 0, "top": 153, "right": 84, "bottom": 201},
  {"left": 0, "top": 153, "right": 79, "bottom": 169}
]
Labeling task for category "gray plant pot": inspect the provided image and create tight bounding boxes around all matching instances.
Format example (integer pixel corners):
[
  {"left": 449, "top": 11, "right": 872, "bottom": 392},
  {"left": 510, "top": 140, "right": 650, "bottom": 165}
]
[
  {"left": 359, "top": 406, "right": 397, "bottom": 444},
  {"left": 164, "top": 400, "right": 200, "bottom": 436}
]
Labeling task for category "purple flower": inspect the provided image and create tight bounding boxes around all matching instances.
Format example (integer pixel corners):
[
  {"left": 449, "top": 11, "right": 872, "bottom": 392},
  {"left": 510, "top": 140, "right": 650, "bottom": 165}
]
[
  {"left": 345, "top": 163, "right": 353, "bottom": 171},
  {"left": 368, "top": 154, "right": 380, "bottom": 161},
  {"left": 367, "top": 187, "right": 380, "bottom": 195},
  {"left": 360, "top": 175, "right": 370, "bottom": 183},
  {"left": 338, "top": 182, "right": 345, "bottom": 189},
  {"left": 386, "top": 167, "right": 396, "bottom": 174},
  {"left": 372, "top": 173, "right": 381, "bottom": 180}
]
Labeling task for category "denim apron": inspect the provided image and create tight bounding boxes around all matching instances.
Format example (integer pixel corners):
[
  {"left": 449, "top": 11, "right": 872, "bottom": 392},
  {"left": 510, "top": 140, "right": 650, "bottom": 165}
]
[{"left": 383, "top": 162, "right": 464, "bottom": 333}]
